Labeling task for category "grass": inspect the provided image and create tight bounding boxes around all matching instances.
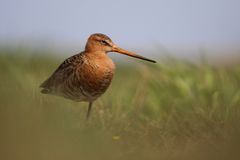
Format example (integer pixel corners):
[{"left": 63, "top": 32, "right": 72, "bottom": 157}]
[{"left": 0, "top": 48, "right": 240, "bottom": 160}]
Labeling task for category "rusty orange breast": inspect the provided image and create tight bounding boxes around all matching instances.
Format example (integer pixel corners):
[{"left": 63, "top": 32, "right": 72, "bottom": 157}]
[{"left": 76, "top": 52, "right": 115, "bottom": 99}]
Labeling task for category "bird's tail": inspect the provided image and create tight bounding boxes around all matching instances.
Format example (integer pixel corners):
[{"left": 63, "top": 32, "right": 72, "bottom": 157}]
[
  {"left": 40, "top": 79, "right": 51, "bottom": 94},
  {"left": 40, "top": 88, "right": 50, "bottom": 94}
]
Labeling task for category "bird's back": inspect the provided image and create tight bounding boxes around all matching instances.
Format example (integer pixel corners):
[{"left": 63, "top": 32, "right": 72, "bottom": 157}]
[
  {"left": 40, "top": 51, "right": 115, "bottom": 102},
  {"left": 40, "top": 52, "right": 84, "bottom": 94}
]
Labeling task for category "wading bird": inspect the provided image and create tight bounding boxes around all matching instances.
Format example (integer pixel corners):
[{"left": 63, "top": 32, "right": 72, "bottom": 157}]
[{"left": 40, "top": 33, "right": 156, "bottom": 119}]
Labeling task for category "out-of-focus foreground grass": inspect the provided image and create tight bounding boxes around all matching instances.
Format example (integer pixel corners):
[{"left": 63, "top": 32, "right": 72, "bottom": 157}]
[{"left": 0, "top": 48, "right": 240, "bottom": 160}]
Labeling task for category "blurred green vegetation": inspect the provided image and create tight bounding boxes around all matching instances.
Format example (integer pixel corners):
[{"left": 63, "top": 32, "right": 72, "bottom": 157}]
[{"left": 0, "top": 48, "right": 240, "bottom": 160}]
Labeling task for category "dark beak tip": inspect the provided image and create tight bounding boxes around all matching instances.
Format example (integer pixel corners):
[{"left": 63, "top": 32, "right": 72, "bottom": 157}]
[{"left": 146, "top": 59, "right": 157, "bottom": 63}]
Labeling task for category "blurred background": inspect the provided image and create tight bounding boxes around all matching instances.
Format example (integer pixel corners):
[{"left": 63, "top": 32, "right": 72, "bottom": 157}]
[
  {"left": 1, "top": 0, "right": 240, "bottom": 61},
  {"left": 1, "top": 0, "right": 240, "bottom": 160}
]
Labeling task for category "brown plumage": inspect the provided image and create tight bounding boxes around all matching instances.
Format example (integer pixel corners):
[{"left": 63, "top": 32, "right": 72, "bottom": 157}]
[{"left": 40, "top": 33, "right": 156, "bottom": 119}]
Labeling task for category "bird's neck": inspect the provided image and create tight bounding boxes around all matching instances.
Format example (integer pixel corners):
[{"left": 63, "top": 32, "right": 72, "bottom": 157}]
[
  {"left": 85, "top": 43, "right": 106, "bottom": 53},
  {"left": 84, "top": 50, "right": 108, "bottom": 59},
  {"left": 85, "top": 48, "right": 106, "bottom": 53}
]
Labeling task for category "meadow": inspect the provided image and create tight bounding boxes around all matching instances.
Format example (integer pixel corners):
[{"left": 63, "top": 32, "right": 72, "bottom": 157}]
[{"left": 0, "top": 48, "right": 240, "bottom": 160}]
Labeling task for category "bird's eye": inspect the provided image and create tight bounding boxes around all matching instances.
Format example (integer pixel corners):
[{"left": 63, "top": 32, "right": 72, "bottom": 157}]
[{"left": 100, "top": 40, "right": 108, "bottom": 46}]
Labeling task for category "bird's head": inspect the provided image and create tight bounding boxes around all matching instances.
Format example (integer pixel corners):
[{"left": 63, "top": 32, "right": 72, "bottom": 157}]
[
  {"left": 85, "top": 33, "right": 114, "bottom": 52},
  {"left": 85, "top": 33, "right": 156, "bottom": 63}
]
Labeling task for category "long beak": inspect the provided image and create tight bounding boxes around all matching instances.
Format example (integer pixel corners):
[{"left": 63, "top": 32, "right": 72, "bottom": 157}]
[{"left": 112, "top": 45, "right": 156, "bottom": 63}]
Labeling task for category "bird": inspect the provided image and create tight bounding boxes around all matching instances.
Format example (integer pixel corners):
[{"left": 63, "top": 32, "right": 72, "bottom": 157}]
[{"left": 40, "top": 33, "right": 156, "bottom": 119}]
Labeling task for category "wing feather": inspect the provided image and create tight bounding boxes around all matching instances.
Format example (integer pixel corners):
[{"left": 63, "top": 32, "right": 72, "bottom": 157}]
[{"left": 40, "top": 52, "right": 84, "bottom": 94}]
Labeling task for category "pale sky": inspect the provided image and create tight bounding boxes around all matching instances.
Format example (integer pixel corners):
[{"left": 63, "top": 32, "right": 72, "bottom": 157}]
[{"left": 1, "top": 0, "right": 240, "bottom": 53}]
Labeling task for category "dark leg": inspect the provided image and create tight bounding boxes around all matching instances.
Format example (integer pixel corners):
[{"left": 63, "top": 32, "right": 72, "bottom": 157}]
[{"left": 86, "top": 102, "right": 93, "bottom": 120}]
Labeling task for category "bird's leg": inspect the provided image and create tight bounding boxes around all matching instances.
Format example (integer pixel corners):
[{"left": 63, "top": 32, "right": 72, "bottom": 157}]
[{"left": 86, "top": 101, "right": 93, "bottom": 120}]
